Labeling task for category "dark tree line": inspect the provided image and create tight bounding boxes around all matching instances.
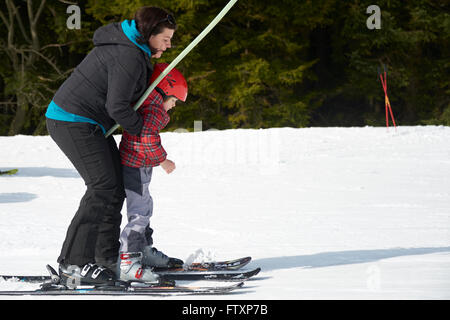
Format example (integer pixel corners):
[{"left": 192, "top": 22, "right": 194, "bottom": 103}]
[{"left": 0, "top": 0, "right": 449, "bottom": 135}]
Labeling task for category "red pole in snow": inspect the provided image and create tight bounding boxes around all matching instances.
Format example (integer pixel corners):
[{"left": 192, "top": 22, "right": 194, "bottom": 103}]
[{"left": 378, "top": 64, "right": 397, "bottom": 130}]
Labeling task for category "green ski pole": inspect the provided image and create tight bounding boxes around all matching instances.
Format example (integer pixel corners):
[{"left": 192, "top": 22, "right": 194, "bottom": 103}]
[{"left": 105, "top": 0, "right": 239, "bottom": 138}]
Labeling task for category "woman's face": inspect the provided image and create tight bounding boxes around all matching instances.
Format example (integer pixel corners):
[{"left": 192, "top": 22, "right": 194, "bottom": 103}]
[{"left": 148, "top": 28, "right": 174, "bottom": 59}]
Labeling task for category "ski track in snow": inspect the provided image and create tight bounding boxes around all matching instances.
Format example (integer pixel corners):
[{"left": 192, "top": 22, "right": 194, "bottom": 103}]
[{"left": 0, "top": 126, "right": 449, "bottom": 299}]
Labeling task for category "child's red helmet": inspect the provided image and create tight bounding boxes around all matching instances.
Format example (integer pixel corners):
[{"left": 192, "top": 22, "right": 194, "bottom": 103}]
[{"left": 150, "top": 63, "right": 188, "bottom": 102}]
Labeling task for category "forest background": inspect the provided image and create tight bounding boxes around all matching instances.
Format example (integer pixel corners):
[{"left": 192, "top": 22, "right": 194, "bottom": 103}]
[{"left": 0, "top": 0, "right": 448, "bottom": 136}]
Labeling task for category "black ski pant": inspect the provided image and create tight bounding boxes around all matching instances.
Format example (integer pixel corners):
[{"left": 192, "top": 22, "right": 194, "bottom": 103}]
[{"left": 46, "top": 119, "right": 125, "bottom": 268}]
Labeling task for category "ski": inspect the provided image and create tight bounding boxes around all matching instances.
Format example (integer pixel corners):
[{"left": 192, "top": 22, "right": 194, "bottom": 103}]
[
  {"left": 185, "top": 256, "right": 252, "bottom": 271},
  {"left": 0, "top": 281, "right": 245, "bottom": 296},
  {"left": 0, "top": 267, "right": 260, "bottom": 283},
  {"left": 156, "top": 267, "right": 261, "bottom": 281},
  {"left": 0, "top": 169, "right": 18, "bottom": 175},
  {"left": 0, "top": 275, "right": 50, "bottom": 283},
  {"left": 0, "top": 256, "right": 256, "bottom": 283}
]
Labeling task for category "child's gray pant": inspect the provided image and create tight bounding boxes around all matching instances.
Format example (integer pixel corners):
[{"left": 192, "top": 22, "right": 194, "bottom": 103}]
[{"left": 119, "top": 165, "right": 154, "bottom": 253}]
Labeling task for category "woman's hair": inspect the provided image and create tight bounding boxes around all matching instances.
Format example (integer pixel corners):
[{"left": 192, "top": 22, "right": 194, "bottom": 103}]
[{"left": 134, "top": 6, "right": 177, "bottom": 45}]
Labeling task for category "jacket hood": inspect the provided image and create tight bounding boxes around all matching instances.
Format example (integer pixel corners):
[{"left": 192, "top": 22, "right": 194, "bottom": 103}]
[{"left": 93, "top": 22, "right": 135, "bottom": 48}]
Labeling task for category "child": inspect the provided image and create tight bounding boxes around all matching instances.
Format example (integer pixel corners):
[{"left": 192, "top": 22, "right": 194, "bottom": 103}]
[{"left": 118, "top": 63, "right": 187, "bottom": 282}]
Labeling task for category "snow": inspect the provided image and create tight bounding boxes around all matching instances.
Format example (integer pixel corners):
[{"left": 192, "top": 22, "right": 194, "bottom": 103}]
[{"left": 0, "top": 126, "right": 449, "bottom": 299}]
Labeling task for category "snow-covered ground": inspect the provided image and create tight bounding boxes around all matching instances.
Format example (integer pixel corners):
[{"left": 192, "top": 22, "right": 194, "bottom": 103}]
[{"left": 0, "top": 126, "right": 449, "bottom": 299}]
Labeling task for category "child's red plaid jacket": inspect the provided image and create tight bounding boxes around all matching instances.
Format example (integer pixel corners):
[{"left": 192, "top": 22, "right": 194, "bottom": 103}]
[{"left": 119, "top": 90, "right": 170, "bottom": 168}]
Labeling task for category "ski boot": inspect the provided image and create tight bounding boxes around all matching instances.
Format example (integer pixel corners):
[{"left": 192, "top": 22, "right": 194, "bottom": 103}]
[
  {"left": 142, "top": 246, "right": 184, "bottom": 269},
  {"left": 119, "top": 252, "right": 160, "bottom": 283},
  {"left": 58, "top": 262, "right": 116, "bottom": 287}
]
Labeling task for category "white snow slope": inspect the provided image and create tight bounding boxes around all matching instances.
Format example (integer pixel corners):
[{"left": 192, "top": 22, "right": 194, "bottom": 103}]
[{"left": 0, "top": 126, "right": 449, "bottom": 300}]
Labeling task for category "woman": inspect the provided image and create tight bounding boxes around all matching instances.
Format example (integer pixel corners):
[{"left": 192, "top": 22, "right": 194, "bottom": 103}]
[{"left": 45, "top": 6, "right": 176, "bottom": 286}]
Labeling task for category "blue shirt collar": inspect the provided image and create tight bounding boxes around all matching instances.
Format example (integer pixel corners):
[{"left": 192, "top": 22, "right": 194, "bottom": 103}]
[{"left": 121, "top": 19, "right": 152, "bottom": 58}]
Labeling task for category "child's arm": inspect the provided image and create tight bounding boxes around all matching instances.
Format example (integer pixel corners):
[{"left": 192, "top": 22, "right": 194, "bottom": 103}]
[{"left": 140, "top": 105, "right": 174, "bottom": 173}]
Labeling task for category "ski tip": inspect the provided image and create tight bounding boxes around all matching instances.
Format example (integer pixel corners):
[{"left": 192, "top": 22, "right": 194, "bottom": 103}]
[
  {"left": 222, "top": 281, "right": 245, "bottom": 292},
  {"left": 247, "top": 267, "right": 261, "bottom": 277}
]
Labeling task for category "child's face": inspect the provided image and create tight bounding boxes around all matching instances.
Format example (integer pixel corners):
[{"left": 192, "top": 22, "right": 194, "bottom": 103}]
[{"left": 163, "top": 97, "right": 178, "bottom": 112}]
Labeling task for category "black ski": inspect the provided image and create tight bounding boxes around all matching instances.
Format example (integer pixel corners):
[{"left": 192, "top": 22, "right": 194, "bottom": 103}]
[
  {"left": 0, "top": 256, "right": 256, "bottom": 283},
  {"left": 185, "top": 256, "right": 252, "bottom": 271},
  {"left": 156, "top": 267, "right": 261, "bottom": 281},
  {"left": 0, "top": 267, "right": 260, "bottom": 283},
  {"left": 0, "top": 265, "right": 247, "bottom": 296},
  {"left": 0, "top": 275, "right": 50, "bottom": 283},
  {"left": 0, "top": 282, "right": 245, "bottom": 296}
]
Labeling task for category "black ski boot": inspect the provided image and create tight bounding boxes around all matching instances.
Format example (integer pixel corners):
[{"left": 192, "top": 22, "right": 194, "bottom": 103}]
[{"left": 59, "top": 263, "right": 116, "bottom": 287}]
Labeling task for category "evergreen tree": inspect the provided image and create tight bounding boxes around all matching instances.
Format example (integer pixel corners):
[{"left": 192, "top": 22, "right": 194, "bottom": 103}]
[
  {"left": 0, "top": 0, "right": 448, "bottom": 135},
  {"left": 0, "top": 0, "right": 93, "bottom": 135}
]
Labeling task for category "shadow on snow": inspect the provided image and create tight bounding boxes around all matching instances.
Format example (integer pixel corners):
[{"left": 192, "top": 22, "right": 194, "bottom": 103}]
[
  {"left": 0, "top": 193, "right": 37, "bottom": 203},
  {"left": 252, "top": 247, "right": 450, "bottom": 271}
]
